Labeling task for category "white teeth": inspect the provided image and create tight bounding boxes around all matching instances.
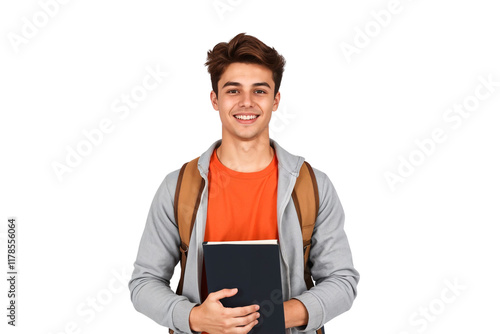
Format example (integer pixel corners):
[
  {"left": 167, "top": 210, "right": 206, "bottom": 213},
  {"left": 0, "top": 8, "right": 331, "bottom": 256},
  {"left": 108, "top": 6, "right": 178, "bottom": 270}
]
[{"left": 235, "top": 115, "right": 258, "bottom": 120}]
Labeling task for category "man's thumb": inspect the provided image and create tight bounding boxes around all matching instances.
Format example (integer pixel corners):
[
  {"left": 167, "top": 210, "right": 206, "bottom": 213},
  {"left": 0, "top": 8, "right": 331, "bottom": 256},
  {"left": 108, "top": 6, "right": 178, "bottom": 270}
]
[{"left": 213, "top": 288, "right": 238, "bottom": 301}]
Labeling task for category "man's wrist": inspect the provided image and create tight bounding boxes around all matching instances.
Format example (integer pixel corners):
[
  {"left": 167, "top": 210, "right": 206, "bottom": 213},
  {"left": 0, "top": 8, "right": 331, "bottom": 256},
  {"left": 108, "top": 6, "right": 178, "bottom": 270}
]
[
  {"left": 284, "top": 298, "right": 309, "bottom": 328},
  {"left": 189, "top": 304, "right": 202, "bottom": 332}
]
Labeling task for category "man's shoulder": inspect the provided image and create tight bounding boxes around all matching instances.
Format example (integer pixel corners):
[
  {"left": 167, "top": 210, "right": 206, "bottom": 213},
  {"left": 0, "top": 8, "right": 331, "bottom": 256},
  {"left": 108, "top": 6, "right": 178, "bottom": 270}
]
[
  {"left": 161, "top": 155, "right": 202, "bottom": 192},
  {"left": 306, "top": 163, "right": 329, "bottom": 185},
  {"left": 153, "top": 165, "right": 184, "bottom": 200},
  {"left": 164, "top": 166, "right": 183, "bottom": 184},
  {"left": 305, "top": 163, "right": 342, "bottom": 202}
]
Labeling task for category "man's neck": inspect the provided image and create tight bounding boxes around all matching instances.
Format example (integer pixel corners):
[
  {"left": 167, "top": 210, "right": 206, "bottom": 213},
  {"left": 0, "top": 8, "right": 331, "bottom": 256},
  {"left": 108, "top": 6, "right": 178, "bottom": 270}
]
[{"left": 216, "top": 136, "right": 275, "bottom": 173}]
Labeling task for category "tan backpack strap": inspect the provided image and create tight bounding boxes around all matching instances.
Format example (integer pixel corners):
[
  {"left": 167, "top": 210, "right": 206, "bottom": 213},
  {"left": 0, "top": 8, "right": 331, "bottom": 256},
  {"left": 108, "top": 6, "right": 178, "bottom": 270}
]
[
  {"left": 173, "top": 157, "right": 205, "bottom": 296},
  {"left": 292, "top": 161, "right": 319, "bottom": 290}
]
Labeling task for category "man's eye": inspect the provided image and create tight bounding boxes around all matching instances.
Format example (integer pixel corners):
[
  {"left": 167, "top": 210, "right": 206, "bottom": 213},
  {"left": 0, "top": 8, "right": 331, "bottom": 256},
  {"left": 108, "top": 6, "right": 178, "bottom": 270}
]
[
  {"left": 255, "top": 90, "right": 266, "bottom": 94},
  {"left": 227, "top": 89, "right": 238, "bottom": 94}
]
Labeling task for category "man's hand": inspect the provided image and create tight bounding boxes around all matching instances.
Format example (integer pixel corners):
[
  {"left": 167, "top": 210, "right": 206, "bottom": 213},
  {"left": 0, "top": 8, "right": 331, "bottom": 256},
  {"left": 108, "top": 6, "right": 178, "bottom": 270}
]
[
  {"left": 189, "top": 288, "right": 260, "bottom": 334},
  {"left": 283, "top": 298, "right": 308, "bottom": 328}
]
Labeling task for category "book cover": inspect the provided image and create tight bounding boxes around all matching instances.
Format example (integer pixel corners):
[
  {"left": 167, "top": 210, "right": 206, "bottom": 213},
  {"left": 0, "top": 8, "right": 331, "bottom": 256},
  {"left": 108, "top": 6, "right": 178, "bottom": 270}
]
[{"left": 202, "top": 239, "right": 286, "bottom": 334}]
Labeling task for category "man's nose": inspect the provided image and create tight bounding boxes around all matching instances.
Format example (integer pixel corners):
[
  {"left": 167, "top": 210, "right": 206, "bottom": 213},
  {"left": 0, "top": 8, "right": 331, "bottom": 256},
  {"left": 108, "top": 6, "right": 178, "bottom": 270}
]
[{"left": 239, "top": 91, "right": 254, "bottom": 108}]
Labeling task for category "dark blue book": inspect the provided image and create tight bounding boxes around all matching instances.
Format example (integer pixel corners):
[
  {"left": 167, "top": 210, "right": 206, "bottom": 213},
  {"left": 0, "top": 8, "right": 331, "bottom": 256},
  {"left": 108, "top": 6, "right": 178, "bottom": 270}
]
[{"left": 202, "top": 239, "right": 286, "bottom": 334}]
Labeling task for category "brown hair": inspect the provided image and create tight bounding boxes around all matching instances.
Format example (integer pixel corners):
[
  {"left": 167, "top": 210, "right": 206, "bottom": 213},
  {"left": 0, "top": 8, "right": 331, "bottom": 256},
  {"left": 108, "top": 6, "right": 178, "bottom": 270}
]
[{"left": 205, "top": 33, "right": 286, "bottom": 98}]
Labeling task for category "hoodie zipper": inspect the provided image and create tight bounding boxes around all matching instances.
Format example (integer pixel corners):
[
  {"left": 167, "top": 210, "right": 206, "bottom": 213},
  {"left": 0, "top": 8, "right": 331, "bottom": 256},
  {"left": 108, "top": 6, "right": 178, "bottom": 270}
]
[
  {"left": 194, "top": 171, "right": 209, "bottom": 304},
  {"left": 278, "top": 174, "right": 299, "bottom": 334}
]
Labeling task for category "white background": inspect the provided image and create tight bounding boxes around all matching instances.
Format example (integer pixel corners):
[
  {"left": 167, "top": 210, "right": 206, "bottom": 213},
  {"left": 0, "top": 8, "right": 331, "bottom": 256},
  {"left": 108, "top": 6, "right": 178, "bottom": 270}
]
[{"left": 1, "top": 0, "right": 500, "bottom": 333}]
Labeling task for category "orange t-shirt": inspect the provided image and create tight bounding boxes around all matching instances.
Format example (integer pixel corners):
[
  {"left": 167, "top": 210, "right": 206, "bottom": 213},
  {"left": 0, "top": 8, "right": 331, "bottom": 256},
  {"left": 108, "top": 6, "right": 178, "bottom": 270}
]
[{"left": 200, "top": 148, "right": 279, "bottom": 306}]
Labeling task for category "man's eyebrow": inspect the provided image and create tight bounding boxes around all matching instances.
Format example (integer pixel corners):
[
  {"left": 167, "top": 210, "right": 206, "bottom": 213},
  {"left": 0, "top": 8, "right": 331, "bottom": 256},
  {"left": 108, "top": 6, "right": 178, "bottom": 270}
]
[{"left": 221, "top": 81, "right": 271, "bottom": 89}]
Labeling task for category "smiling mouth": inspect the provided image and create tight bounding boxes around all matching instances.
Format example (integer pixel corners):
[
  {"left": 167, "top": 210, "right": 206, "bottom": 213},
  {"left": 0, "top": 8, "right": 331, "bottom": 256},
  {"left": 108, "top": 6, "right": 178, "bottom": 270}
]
[{"left": 234, "top": 114, "right": 259, "bottom": 120}]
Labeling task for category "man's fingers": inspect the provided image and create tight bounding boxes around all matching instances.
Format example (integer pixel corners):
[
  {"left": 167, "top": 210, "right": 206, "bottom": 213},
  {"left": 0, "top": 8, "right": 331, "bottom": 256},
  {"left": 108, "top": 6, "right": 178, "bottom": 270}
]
[
  {"left": 235, "top": 318, "right": 260, "bottom": 333},
  {"left": 209, "top": 288, "right": 238, "bottom": 301},
  {"left": 231, "top": 304, "right": 260, "bottom": 317},
  {"left": 232, "top": 311, "right": 260, "bottom": 328}
]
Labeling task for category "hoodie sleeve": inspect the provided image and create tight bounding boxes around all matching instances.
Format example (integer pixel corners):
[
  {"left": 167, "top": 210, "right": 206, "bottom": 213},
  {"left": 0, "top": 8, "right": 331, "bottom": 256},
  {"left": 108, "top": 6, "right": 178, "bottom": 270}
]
[
  {"left": 128, "top": 171, "right": 199, "bottom": 334},
  {"left": 292, "top": 168, "right": 360, "bottom": 332}
]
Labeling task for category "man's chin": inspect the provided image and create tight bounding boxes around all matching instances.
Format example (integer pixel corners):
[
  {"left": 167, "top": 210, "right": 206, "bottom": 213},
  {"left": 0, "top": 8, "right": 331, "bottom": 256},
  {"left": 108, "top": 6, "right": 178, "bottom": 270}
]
[{"left": 224, "top": 130, "right": 268, "bottom": 143}]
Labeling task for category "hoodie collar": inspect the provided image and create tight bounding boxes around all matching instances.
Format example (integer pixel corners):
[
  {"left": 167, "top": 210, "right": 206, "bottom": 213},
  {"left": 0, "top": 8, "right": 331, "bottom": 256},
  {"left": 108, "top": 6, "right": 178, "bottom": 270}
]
[{"left": 197, "top": 138, "right": 304, "bottom": 178}]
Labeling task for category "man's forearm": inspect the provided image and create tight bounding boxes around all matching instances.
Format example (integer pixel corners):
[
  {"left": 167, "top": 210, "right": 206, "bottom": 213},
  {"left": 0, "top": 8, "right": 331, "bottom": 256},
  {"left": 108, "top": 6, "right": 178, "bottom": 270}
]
[{"left": 284, "top": 298, "right": 308, "bottom": 328}]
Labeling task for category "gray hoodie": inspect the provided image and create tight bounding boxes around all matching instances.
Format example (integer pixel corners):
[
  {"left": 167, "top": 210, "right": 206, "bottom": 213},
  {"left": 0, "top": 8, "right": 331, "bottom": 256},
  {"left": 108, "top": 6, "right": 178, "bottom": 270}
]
[{"left": 128, "top": 138, "right": 360, "bottom": 333}]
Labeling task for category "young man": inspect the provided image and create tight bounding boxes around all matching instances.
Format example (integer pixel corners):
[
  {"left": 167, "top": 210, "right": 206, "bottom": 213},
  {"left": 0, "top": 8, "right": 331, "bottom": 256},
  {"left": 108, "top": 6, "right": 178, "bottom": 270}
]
[{"left": 128, "top": 33, "right": 359, "bottom": 334}]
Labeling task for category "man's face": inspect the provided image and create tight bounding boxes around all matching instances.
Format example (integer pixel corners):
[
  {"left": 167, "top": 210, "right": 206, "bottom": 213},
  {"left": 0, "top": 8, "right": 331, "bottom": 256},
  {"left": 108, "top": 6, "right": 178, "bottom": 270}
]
[{"left": 210, "top": 62, "right": 280, "bottom": 143}]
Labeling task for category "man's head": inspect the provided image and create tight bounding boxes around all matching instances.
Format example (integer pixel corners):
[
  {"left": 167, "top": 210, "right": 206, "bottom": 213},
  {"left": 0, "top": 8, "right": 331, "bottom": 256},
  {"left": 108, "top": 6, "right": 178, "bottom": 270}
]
[
  {"left": 205, "top": 33, "right": 286, "bottom": 99},
  {"left": 205, "top": 33, "right": 286, "bottom": 143}
]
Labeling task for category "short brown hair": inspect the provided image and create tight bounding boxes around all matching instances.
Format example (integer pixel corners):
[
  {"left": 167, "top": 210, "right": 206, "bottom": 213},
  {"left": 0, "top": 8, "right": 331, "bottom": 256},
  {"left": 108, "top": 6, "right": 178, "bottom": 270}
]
[{"left": 205, "top": 33, "right": 286, "bottom": 98}]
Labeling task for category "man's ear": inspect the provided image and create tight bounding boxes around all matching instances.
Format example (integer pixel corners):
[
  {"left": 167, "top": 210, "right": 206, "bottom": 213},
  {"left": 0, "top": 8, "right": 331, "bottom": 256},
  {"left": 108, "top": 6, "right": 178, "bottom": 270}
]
[
  {"left": 272, "top": 91, "right": 281, "bottom": 111},
  {"left": 210, "top": 90, "right": 219, "bottom": 110}
]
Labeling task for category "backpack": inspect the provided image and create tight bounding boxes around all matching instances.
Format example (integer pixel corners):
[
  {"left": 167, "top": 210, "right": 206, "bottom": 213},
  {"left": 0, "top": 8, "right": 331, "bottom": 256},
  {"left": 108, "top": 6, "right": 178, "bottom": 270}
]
[{"left": 170, "top": 156, "right": 325, "bottom": 334}]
